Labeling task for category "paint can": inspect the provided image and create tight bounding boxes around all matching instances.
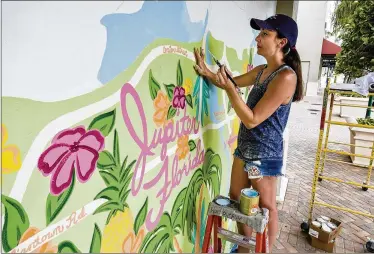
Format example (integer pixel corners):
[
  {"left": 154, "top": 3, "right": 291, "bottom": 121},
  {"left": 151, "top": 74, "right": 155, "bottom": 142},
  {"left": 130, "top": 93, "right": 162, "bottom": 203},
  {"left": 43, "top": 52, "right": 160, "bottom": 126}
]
[{"left": 239, "top": 188, "right": 260, "bottom": 216}]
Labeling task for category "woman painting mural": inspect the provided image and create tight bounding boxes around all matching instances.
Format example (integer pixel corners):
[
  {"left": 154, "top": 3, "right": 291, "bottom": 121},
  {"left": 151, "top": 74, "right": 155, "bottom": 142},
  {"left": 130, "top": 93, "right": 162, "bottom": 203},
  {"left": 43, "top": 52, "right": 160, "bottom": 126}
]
[{"left": 193, "top": 14, "right": 303, "bottom": 252}]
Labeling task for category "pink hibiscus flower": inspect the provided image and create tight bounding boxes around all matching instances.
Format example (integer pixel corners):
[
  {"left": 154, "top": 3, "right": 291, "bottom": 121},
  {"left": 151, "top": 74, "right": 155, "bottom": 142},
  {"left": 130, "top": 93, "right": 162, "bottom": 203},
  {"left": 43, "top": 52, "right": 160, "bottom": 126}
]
[
  {"left": 38, "top": 126, "right": 104, "bottom": 195},
  {"left": 172, "top": 87, "right": 186, "bottom": 109}
]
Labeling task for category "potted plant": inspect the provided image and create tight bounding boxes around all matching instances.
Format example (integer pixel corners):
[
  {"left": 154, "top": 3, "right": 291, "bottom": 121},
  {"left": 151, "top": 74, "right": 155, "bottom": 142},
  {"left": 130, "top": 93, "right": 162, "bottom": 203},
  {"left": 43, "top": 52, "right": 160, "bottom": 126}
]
[
  {"left": 346, "top": 117, "right": 374, "bottom": 166},
  {"left": 337, "top": 92, "right": 369, "bottom": 118}
]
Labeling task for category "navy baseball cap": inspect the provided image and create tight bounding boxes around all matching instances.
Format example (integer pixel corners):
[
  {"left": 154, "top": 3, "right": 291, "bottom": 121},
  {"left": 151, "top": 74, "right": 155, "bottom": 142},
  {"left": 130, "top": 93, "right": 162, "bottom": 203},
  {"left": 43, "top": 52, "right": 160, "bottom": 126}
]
[{"left": 250, "top": 14, "right": 298, "bottom": 47}]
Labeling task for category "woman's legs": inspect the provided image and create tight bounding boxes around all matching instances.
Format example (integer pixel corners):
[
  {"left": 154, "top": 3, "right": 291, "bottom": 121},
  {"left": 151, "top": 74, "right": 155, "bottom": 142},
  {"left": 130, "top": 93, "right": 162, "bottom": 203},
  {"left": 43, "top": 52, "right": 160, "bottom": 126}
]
[
  {"left": 251, "top": 176, "right": 278, "bottom": 252},
  {"left": 229, "top": 157, "right": 251, "bottom": 252}
]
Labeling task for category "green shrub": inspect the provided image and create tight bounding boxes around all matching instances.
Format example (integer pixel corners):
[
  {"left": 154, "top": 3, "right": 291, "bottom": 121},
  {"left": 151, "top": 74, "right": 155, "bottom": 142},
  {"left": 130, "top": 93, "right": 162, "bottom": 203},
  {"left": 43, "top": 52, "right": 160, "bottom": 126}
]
[
  {"left": 356, "top": 118, "right": 374, "bottom": 126},
  {"left": 336, "top": 92, "right": 368, "bottom": 98}
]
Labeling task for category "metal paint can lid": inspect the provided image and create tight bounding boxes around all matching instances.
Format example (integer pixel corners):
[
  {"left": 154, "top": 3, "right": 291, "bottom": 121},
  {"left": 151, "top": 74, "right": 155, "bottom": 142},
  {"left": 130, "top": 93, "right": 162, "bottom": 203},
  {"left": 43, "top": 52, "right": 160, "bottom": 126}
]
[
  {"left": 322, "top": 223, "right": 332, "bottom": 233},
  {"left": 317, "top": 217, "right": 326, "bottom": 223},
  {"left": 215, "top": 198, "right": 230, "bottom": 206},
  {"left": 321, "top": 216, "right": 330, "bottom": 221},
  {"left": 241, "top": 188, "right": 259, "bottom": 197},
  {"left": 327, "top": 222, "right": 337, "bottom": 230},
  {"left": 312, "top": 221, "right": 322, "bottom": 228}
]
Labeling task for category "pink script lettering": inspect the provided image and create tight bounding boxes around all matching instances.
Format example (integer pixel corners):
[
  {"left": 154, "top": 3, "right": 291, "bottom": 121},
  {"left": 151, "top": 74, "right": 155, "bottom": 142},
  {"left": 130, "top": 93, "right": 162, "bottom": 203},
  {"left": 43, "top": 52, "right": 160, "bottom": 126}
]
[{"left": 120, "top": 83, "right": 204, "bottom": 230}]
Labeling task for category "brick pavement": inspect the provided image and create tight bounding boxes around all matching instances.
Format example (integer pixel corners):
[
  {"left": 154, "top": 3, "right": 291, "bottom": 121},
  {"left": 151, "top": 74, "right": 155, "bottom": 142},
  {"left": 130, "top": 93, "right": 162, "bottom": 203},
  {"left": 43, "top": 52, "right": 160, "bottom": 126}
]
[{"left": 275, "top": 96, "right": 374, "bottom": 253}]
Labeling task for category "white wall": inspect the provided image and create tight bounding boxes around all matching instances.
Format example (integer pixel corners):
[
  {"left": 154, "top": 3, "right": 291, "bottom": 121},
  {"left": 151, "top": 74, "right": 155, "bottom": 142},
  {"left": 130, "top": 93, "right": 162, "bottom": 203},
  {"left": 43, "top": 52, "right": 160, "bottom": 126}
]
[
  {"left": 296, "top": 1, "right": 327, "bottom": 95},
  {"left": 2, "top": 1, "right": 276, "bottom": 102}
]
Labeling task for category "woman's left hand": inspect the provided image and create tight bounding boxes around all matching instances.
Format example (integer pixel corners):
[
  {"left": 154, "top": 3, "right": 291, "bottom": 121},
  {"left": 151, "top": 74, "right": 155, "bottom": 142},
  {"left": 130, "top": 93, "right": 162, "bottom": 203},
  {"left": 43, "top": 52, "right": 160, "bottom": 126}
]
[{"left": 216, "top": 65, "right": 235, "bottom": 91}]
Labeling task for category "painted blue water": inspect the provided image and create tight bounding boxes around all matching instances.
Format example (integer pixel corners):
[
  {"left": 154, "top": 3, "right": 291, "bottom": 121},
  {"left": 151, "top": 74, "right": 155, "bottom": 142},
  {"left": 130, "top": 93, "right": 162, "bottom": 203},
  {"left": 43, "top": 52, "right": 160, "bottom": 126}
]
[{"left": 98, "top": 1, "right": 208, "bottom": 84}]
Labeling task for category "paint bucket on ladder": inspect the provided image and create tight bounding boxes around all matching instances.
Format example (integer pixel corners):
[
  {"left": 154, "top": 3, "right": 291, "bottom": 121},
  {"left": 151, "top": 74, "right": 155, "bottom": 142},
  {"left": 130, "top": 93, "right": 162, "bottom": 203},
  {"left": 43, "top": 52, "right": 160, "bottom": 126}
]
[{"left": 239, "top": 188, "right": 260, "bottom": 216}]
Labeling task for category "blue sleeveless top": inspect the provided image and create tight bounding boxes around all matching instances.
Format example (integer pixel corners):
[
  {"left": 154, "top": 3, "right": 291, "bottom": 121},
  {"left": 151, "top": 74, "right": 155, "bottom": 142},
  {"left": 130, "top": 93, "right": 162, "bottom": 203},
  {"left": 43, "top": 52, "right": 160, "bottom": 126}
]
[{"left": 235, "top": 64, "right": 295, "bottom": 162}]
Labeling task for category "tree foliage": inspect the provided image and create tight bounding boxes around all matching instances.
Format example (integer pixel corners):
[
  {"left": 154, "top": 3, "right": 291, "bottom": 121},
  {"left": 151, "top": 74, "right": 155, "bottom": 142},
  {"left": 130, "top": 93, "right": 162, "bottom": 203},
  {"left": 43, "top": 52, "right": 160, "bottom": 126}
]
[{"left": 331, "top": 0, "right": 374, "bottom": 80}]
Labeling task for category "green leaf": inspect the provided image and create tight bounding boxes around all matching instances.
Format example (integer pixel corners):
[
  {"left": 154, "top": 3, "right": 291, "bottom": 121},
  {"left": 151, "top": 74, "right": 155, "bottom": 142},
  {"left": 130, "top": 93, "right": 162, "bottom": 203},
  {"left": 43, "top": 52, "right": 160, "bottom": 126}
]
[
  {"left": 94, "top": 186, "right": 119, "bottom": 201},
  {"left": 88, "top": 109, "right": 116, "bottom": 137},
  {"left": 188, "top": 140, "right": 196, "bottom": 151},
  {"left": 171, "top": 187, "right": 187, "bottom": 230},
  {"left": 164, "top": 84, "right": 176, "bottom": 101},
  {"left": 97, "top": 151, "right": 116, "bottom": 169},
  {"left": 106, "top": 210, "right": 117, "bottom": 225},
  {"left": 99, "top": 170, "right": 118, "bottom": 186},
  {"left": 139, "top": 213, "right": 174, "bottom": 253},
  {"left": 113, "top": 129, "right": 120, "bottom": 166},
  {"left": 89, "top": 224, "right": 102, "bottom": 253},
  {"left": 182, "top": 169, "right": 204, "bottom": 242},
  {"left": 167, "top": 105, "right": 177, "bottom": 120},
  {"left": 1, "top": 195, "right": 30, "bottom": 252},
  {"left": 134, "top": 197, "right": 148, "bottom": 235},
  {"left": 46, "top": 172, "right": 75, "bottom": 226},
  {"left": 203, "top": 97, "right": 209, "bottom": 116},
  {"left": 186, "top": 94, "right": 193, "bottom": 109},
  {"left": 120, "top": 190, "right": 131, "bottom": 205},
  {"left": 120, "top": 159, "right": 136, "bottom": 183},
  {"left": 149, "top": 69, "right": 161, "bottom": 100},
  {"left": 58, "top": 240, "right": 81, "bottom": 253},
  {"left": 93, "top": 201, "right": 123, "bottom": 215},
  {"left": 119, "top": 155, "right": 128, "bottom": 179},
  {"left": 193, "top": 76, "right": 200, "bottom": 97},
  {"left": 203, "top": 149, "right": 222, "bottom": 197},
  {"left": 177, "top": 60, "right": 183, "bottom": 87},
  {"left": 227, "top": 101, "right": 232, "bottom": 113},
  {"left": 119, "top": 175, "right": 133, "bottom": 202}
]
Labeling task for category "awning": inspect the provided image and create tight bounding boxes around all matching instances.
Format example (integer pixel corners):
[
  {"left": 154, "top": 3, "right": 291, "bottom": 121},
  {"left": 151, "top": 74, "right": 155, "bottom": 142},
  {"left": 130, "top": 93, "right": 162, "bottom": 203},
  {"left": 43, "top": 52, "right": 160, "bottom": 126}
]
[{"left": 321, "top": 38, "right": 341, "bottom": 55}]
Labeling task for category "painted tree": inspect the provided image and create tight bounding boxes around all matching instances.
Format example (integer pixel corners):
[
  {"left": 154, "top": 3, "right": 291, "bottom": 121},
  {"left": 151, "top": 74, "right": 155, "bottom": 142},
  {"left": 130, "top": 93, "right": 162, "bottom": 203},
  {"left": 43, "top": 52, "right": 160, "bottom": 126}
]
[
  {"left": 182, "top": 148, "right": 222, "bottom": 253},
  {"left": 139, "top": 188, "right": 186, "bottom": 253},
  {"left": 331, "top": 0, "right": 374, "bottom": 81}
]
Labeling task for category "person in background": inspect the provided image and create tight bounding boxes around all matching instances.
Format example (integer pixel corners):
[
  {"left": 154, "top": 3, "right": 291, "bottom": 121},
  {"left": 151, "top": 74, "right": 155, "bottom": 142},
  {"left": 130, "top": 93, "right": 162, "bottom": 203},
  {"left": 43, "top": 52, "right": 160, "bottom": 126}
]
[{"left": 193, "top": 14, "right": 303, "bottom": 252}]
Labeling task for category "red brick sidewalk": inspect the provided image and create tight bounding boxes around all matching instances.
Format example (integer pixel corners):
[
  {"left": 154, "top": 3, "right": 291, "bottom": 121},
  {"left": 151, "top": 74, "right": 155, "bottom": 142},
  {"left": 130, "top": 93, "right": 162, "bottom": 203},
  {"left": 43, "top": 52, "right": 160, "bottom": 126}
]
[{"left": 275, "top": 98, "right": 374, "bottom": 253}]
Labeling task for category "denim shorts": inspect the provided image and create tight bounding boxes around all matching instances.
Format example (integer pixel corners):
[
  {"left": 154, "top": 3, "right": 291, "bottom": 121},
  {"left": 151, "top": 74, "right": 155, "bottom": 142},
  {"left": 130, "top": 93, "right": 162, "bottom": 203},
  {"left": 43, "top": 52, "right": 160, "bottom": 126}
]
[{"left": 233, "top": 148, "right": 284, "bottom": 179}]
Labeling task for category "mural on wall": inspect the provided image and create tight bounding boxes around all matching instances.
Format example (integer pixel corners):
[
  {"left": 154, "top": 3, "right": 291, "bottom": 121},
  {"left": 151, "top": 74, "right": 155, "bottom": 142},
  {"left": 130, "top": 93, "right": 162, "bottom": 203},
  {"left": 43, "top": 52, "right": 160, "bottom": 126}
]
[{"left": 2, "top": 1, "right": 271, "bottom": 253}]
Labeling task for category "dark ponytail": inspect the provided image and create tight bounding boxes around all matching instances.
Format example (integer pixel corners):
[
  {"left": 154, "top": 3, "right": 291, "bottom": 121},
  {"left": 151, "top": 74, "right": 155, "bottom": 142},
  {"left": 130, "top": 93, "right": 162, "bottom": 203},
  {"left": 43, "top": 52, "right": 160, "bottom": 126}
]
[{"left": 278, "top": 34, "right": 304, "bottom": 102}]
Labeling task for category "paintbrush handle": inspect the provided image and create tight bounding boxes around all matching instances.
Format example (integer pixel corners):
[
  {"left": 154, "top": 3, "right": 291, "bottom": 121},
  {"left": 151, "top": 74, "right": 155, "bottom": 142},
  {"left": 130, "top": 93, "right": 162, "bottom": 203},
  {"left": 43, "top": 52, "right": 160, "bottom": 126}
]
[
  {"left": 215, "top": 60, "right": 237, "bottom": 86},
  {"left": 214, "top": 59, "right": 242, "bottom": 94},
  {"left": 226, "top": 72, "right": 238, "bottom": 87}
]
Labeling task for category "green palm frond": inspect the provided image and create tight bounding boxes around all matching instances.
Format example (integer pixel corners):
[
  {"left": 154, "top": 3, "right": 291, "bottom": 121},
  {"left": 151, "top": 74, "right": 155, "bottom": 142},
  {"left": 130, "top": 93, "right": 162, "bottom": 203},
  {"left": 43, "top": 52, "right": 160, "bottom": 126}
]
[
  {"left": 171, "top": 187, "right": 187, "bottom": 233},
  {"left": 182, "top": 169, "right": 204, "bottom": 242},
  {"left": 182, "top": 148, "right": 222, "bottom": 242},
  {"left": 139, "top": 212, "right": 174, "bottom": 253},
  {"left": 192, "top": 76, "right": 210, "bottom": 125}
]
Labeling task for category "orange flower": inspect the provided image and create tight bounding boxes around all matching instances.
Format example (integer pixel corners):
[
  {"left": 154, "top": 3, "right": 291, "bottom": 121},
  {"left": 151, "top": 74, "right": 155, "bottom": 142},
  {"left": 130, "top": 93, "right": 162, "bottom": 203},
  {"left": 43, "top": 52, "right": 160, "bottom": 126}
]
[
  {"left": 19, "top": 227, "right": 57, "bottom": 253},
  {"left": 176, "top": 135, "right": 189, "bottom": 160},
  {"left": 2, "top": 124, "right": 22, "bottom": 174},
  {"left": 153, "top": 91, "right": 172, "bottom": 127},
  {"left": 122, "top": 227, "right": 145, "bottom": 253}
]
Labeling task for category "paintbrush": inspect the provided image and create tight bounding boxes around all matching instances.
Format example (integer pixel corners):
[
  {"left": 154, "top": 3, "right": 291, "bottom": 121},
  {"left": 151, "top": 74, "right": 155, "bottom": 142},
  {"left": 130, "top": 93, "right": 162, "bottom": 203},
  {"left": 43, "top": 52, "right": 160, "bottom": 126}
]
[{"left": 208, "top": 50, "right": 241, "bottom": 91}]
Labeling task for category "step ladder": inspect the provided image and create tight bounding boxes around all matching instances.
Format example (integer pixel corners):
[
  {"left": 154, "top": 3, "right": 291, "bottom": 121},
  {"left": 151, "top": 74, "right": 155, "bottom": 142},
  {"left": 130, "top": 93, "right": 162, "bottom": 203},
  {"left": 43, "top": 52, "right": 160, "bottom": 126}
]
[{"left": 202, "top": 195, "right": 269, "bottom": 253}]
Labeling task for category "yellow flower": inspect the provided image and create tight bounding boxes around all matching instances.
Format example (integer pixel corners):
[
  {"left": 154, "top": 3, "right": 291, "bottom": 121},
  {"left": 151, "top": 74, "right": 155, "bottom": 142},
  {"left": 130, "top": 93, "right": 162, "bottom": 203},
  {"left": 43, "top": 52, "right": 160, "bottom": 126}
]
[
  {"left": 183, "top": 78, "right": 193, "bottom": 95},
  {"left": 242, "top": 62, "right": 249, "bottom": 74},
  {"left": 2, "top": 124, "right": 22, "bottom": 174},
  {"left": 122, "top": 226, "right": 145, "bottom": 253}
]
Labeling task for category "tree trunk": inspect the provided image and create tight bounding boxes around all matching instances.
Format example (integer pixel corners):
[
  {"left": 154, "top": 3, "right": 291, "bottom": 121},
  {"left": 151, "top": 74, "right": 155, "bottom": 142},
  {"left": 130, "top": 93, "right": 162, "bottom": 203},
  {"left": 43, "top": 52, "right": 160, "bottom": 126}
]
[
  {"left": 194, "top": 183, "right": 205, "bottom": 253},
  {"left": 173, "top": 236, "right": 183, "bottom": 253}
]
